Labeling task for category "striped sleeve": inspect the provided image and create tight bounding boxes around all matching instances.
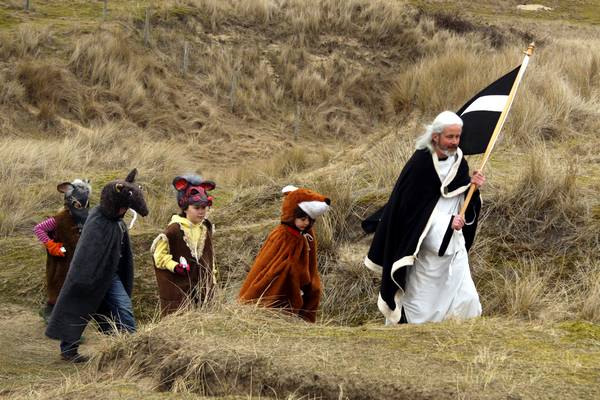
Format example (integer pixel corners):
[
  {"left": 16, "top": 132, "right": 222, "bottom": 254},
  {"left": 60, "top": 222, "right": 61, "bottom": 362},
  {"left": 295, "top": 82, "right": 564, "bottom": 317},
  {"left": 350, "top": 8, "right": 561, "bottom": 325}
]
[{"left": 33, "top": 217, "right": 57, "bottom": 244}]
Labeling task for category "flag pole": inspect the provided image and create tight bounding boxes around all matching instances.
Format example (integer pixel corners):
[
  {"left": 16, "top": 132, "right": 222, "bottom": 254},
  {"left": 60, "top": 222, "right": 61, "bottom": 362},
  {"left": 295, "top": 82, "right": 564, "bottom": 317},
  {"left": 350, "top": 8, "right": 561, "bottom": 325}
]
[{"left": 459, "top": 42, "right": 535, "bottom": 217}]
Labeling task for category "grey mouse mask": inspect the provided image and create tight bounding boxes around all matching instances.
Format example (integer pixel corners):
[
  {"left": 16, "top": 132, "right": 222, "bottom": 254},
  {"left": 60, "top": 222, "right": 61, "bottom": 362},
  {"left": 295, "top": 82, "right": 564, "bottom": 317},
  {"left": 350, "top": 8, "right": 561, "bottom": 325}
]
[{"left": 58, "top": 179, "right": 92, "bottom": 230}]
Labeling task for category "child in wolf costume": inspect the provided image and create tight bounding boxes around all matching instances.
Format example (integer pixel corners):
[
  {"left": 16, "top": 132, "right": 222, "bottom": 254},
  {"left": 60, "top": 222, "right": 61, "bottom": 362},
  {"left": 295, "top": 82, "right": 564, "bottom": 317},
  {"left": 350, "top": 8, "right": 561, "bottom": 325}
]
[
  {"left": 239, "top": 186, "right": 330, "bottom": 323},
  {"left": 34, "top": 179, "right": 92, "bottom": 322},
  {"left": 151, "top": 175, "right": 217, "bottom": 317},
  {"left": 46, "top": 169, "right": 148, "bottom": 363}
]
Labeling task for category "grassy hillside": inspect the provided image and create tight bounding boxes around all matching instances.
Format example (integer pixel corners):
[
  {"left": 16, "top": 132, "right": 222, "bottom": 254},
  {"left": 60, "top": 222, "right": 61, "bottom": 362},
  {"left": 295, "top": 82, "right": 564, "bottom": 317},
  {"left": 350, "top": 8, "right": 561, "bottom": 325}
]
[
  {"left": 1, "top": 0, "right": 599, "bottom": 399},
  {"left": 3, "top": 305, "right": 600, "bottom": 399}
]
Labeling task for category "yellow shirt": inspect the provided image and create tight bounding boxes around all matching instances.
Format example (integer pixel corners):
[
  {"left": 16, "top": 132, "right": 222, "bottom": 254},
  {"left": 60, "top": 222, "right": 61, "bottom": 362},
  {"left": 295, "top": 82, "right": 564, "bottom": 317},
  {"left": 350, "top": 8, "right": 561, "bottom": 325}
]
[{"left": 151, "top": 214, "right": 208, "bottom": 272}]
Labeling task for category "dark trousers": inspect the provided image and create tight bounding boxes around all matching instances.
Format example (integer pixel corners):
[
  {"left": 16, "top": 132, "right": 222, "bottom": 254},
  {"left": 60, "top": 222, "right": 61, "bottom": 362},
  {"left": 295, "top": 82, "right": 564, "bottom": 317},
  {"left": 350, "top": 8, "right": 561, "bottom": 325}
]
[{"left": 60, "top": 274, "right": 136, "bottom": 356}]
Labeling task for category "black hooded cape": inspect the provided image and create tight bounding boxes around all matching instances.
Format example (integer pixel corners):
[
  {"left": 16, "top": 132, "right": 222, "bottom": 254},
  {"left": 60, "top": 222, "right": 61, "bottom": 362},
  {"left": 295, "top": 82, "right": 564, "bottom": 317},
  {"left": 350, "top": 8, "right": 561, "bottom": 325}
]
[
  {"left": 364, "top": 148, "right": 481, "bottom": 322},
  {"left": 46, "top": 206, "right": 133, "bottom": 342}
]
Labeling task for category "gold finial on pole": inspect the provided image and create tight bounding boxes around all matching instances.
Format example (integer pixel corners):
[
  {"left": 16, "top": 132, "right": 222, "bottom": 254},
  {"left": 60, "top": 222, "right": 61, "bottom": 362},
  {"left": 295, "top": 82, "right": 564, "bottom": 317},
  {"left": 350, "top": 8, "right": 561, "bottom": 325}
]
[{"left": 525, "top": 42, "right": 535, "bottom": 56}]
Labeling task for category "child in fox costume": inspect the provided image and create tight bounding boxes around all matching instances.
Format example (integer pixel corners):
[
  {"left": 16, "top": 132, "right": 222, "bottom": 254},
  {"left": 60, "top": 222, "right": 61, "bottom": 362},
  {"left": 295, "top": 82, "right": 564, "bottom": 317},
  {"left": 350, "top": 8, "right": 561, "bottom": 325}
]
[
  {"left": 33, "top": 179, "right": 91, "bottom": 323},
  {"left": 151, "top": 175, "right": 217, "bottom": 317},
  {"left": 239, "top": 185, "right": 331, "bottom": 322}
]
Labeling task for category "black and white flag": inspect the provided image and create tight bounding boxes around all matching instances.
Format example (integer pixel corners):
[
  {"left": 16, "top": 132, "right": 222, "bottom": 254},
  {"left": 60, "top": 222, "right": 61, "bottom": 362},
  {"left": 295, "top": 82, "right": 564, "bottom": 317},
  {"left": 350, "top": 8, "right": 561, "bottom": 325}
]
[{"left": 457, "top": 66, "right": 520, "bottom": 155}]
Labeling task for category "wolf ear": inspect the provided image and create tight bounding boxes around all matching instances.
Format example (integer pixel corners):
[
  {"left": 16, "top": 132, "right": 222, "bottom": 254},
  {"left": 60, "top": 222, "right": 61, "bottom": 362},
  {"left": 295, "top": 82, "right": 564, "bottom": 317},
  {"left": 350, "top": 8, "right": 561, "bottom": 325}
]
[
  {"left": 172, "top": 176, "right": 189, "bottom": 191},
  {"left": 57, "top": 182, "right": 73, "bottom": 194},
  {"left": 125, "top": 169, "right": 138, "bottom": 183}
]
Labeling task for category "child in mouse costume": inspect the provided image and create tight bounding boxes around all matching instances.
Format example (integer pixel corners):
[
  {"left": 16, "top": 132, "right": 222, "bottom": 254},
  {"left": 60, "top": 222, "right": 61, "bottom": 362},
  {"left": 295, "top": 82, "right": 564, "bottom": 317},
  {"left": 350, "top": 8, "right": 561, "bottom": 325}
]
[
  {"left": 46, "top": 169, "right": 148, "bottom": 363},
  {"left": 239, "top": 185, "right": 330, "bottom": 323},
  {"left": 151, "top": 174, "right": 217, "bottom": 317},
  {"left": 33, "top": 179, "right": 92, "bottom": 323}
]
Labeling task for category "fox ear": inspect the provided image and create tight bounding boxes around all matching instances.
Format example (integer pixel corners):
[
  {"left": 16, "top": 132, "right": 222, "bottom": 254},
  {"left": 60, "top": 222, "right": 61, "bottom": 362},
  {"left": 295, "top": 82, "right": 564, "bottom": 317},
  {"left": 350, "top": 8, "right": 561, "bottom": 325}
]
[
  {"left": 281, "top": 185, "right": 298, "bottom": 195},
  {"left": 125, "top": 168, "right": 138, "bottom": 183},
  {"left": 57, "top": 182, "right": 73, "bottom": 193},
  {"left": 172, "top": 176, "right": 188, "bottom": 191}
]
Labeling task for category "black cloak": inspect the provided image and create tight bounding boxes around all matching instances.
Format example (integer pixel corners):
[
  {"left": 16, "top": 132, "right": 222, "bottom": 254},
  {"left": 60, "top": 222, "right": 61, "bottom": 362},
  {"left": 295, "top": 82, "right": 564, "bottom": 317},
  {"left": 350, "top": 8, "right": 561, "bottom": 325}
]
[
  {"left": 46, "top": 206, "right": 133, "bottom": 342},
  {"left": 364, "top": 148, "right": 481, "bottom": 322}
]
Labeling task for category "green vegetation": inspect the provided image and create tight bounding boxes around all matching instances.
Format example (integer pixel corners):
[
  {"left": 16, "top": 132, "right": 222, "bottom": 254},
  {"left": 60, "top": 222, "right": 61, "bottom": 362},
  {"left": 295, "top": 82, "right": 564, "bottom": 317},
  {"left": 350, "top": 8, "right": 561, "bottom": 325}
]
[
  {"left": 0, "top": 8, "right": 20, "bottom": 29},
  {"left": 560, "top": 320, "right": 600, "bottom": 342}
]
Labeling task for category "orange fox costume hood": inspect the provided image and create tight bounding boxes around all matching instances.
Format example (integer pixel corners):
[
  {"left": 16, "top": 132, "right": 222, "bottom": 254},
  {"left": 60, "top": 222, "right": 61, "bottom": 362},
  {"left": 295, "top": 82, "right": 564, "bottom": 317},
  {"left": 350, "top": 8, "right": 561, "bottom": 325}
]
[{"left": 239, "top": 186, "right": 330, "bottom": 322}]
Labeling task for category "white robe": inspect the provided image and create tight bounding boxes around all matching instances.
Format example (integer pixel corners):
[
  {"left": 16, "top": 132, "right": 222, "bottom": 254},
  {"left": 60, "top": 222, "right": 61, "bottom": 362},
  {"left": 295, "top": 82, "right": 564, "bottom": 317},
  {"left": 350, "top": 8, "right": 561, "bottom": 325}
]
[{"left": 400, "top": 156, "right": 482, "bottom": 324}]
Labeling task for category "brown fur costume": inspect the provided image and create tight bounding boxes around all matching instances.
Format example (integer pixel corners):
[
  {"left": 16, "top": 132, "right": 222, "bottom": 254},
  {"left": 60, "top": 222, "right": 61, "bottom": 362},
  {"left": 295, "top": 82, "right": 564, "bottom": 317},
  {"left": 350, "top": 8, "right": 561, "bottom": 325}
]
[
  {"left": 239, "top": 187, "right": 330, "bottom": 322},
  {"left": 153, "top": 218, "right": 215, "bottom": 316},
  {"left": 45, "top": 210, "right": 81, "bottom": 304}
]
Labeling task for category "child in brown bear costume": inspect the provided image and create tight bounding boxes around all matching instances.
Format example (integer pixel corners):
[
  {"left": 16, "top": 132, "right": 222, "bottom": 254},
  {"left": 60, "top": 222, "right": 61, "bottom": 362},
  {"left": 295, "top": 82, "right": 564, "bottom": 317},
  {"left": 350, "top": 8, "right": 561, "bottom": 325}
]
[
  {"left": 33, "top": 179, "right": 91, "bottom": 323},
  {"left": 239, "top": 185, "right": 330, "bottom": 322},
  {"left": 151, "top": 175, "right": 217, "bottom": 317}
]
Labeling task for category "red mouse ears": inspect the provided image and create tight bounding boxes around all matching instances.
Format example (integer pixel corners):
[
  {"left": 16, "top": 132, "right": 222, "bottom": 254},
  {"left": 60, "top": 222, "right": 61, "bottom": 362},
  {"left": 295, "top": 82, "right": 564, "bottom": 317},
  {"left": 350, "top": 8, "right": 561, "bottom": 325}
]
[
  {"left": 172, "top": 176, "right": 216, "bottom": 192},
  {"left": 173, "top": 175, "right": 216, "bottom": 209}
]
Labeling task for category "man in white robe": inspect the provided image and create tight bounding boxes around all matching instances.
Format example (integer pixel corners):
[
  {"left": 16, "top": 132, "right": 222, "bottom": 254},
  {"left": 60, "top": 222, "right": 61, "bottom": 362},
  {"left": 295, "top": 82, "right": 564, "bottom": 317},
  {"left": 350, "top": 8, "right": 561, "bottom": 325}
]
[{"left": 365, "top": 111, "right": 485, "bottom": 324}]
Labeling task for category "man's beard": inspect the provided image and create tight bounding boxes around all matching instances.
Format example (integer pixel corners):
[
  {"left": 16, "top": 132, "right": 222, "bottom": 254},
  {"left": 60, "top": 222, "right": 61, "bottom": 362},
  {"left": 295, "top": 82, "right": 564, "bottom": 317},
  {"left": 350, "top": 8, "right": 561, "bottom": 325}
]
[
  {"left": 435, "top": 143, "right": 457, "bottom": 157},
  {"left": 440, "top": 147, "right": 457, "bottom": 157}
]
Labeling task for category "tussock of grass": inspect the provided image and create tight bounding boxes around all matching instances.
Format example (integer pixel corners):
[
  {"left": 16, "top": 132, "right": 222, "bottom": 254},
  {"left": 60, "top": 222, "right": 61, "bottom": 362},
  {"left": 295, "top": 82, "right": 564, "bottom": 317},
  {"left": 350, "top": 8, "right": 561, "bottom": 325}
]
[
  {"left": 0, "top": 70, "right": 25, "bottom": 105},
  {"left": 483, "top": 146, "right": 589, "bottom": 254},
  {"left": 17, "top": 60, "right": 85, "bottom": 121},
  {"left": 575, "top": 258, "right": 600, "bottom": 322},
  {"left": 16, "top": 307, "right": 599, "bottom": 400},
  {"left": 0, "top": 24, "right": 53, "bottom": 58},
  {"left": 472, "top": 146, "right": 599, "bottom": 321},
  {"left": 319, "top": 242, "right": 380, "bottom": 325}
]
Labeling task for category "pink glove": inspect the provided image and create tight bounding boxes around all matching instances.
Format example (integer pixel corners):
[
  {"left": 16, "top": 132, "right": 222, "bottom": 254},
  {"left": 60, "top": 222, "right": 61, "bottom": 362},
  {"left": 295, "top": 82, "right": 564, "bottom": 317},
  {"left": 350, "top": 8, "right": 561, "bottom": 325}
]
[
  {"left": 174, "top": 264, "right": 189, "bottom": 276},
  {"left": 46, "top": 240, "right": 66, "bottom": 257}
]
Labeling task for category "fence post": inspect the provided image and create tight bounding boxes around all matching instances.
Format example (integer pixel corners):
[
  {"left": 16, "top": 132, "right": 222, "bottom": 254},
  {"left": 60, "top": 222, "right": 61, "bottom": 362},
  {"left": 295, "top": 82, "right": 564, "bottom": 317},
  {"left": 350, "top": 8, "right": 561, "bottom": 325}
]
[
  {"left": 182, "top": 41, "right": 189, "bottom": 76},
  {"left": 103, "top": 0, "right": 108, "bottom": 19},
  {"left": 143, "top": 8, "right": 151, "bottom": 46},
  {"left": 229, "top": 69, "right": 238, "bottom": 113},
  {"left": 294, "top": 100, "right": 301, "bottom": 140},
  {"left": 24, "top": 0, "right": 30, "bottom": 11}
]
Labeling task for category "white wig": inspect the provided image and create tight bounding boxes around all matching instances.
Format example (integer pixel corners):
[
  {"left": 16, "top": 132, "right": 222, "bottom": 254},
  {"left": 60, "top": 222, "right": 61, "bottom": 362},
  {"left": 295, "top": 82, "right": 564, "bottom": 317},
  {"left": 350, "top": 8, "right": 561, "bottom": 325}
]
[{"left": 415, "top": 111, "right": 463, "bottom": 151}]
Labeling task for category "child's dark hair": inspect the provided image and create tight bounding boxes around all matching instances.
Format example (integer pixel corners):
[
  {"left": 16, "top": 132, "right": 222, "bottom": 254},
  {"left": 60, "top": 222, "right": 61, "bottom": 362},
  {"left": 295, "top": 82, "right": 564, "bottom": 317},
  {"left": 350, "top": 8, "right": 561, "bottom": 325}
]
[
  {"left": 179, "top": 203, "right": 208, "bottom": 218},
  {"left": 290, "top": 206, "right": 315, "bottom": 232}
]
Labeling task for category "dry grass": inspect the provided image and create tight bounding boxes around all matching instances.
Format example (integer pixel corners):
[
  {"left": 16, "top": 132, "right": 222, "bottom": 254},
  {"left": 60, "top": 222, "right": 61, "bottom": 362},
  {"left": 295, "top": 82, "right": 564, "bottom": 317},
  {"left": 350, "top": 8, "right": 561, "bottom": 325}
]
[
  {"left": 483, "top": 145, "right": 586, "bottom": 253},
  {"left": 0, "top": 69, "right": 25, "bottom": 105},
  {"left": 1, "top": 0, "right": 600, "bottom": 398},
  {"left": 7, "top": 305, "right": 600, "bottom": 400},
  {"left": 225, "top": 146, "right": 320, "bottom": 188},
  {"left": 578, "top": 259, "right": 600, "bottom": 321},
  {"left": 471, "top": 145, "right": 599, "bottom": 322},
  {"left": 386, "top": 44, "right": 520, "bottom": 117},
  {"left": 386, "top": 36, "right": 600, "bottom": 146},
  {"left": 0, "top": 0, "right": 597, "bottom": 323},
  {"left": 0, "top": 24, "right": 54, "bottom": 59}
]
